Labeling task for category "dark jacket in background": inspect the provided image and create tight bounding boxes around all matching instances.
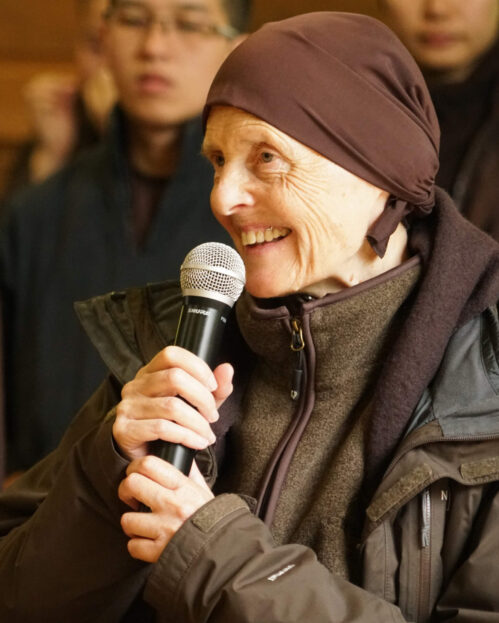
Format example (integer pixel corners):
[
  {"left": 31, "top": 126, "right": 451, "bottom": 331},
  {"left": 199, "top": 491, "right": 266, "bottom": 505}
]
[
  {"left": 1, "top": 191, "right": 499, "bottom": 621},
  {"left": 430, "top": 38, "right": 499, "bottom": 240},
  {"left": 0, "top": 108, "right": 230, "bottom": 473}
]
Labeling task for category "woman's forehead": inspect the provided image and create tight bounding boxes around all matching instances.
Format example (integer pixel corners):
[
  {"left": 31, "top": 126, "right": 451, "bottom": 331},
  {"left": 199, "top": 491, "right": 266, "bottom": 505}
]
[
  {"left": 203, "top": 106, "right": 376, "bottom": 194},
  {"left": 203, "top": 106, "right": 310, "bottom": 156},
  {"left": 205, "top": 106, "right": 272, "bottom": 135}
]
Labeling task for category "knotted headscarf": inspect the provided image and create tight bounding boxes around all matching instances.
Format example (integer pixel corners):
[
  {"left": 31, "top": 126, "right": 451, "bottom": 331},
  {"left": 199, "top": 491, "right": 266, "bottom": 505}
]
[{"left": 204, "top": 12, "right": 440, "bottom": 256}]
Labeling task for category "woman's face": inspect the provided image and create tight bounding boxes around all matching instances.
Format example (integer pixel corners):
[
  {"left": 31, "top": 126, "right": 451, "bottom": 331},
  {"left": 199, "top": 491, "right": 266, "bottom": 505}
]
[{"left": 203, "top": 107, "right": 389, "bottom": 299}]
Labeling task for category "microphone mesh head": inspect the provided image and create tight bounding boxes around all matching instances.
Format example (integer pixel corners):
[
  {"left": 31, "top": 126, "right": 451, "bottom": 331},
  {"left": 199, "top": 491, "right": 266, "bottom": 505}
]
[{"left": 180, "top": 242, "right": 246, "bottom": 307}]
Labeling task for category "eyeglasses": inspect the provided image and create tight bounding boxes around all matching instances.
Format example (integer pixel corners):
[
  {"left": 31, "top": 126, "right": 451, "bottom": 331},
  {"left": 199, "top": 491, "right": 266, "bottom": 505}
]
[{"left": 105, "top": 2, "right": 239, "bottom": 41}]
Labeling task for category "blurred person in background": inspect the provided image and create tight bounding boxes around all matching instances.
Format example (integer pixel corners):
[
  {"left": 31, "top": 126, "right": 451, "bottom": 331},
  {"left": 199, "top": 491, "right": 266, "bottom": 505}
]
[
  {"left": 0, "top": 0, "right": 249, "bottom": 484},
  {"left": 378, "top": 0, "right": 499, "bottom": 240},
  {"left": 2, "top": 0, "right": 116, "bottom": 197},
  {"left": 1, "top": 12, "right": 499, "bottom": 621}
]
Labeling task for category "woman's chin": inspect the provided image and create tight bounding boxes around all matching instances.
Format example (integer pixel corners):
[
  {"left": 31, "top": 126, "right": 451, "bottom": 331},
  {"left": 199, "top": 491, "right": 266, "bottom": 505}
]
[
  {"left": 245, "top": 276, "right": 297, "bottom": 300},
  {"left": 245, "top": 280, "right": 288, "bottom": 300}
]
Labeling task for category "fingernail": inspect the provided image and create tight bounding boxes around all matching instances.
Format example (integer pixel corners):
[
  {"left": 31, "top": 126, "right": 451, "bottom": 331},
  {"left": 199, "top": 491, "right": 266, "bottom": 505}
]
[{"left": 210, "top": 408, "right": 220, "bottom": 422}]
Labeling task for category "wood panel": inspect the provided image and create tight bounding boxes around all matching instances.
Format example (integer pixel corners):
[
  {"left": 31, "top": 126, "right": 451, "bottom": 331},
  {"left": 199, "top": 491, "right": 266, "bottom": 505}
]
[{"left": 0, "top": 1, "right": 77, "bottom": 62}]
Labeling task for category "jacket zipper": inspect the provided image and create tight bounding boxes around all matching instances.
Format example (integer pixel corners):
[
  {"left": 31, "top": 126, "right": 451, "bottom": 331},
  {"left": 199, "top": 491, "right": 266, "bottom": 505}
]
[
  {"left": 290, "top": 317, "right": 305, "bottom": 401},
  {"left": 420, "top": 488, "right": 431, "bottom": 548},
  {"left": 418, "top": 488, "right": 432, "bottom": 622},
  {"left": 256, "top": 315, "right": 309, "bottom": 522}
]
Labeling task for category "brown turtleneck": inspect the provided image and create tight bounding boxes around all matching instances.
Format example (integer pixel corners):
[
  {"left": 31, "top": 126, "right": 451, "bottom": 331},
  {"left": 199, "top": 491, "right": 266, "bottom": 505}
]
[{"left": 223, "top": 259, "right": 421, "bottom": 580}]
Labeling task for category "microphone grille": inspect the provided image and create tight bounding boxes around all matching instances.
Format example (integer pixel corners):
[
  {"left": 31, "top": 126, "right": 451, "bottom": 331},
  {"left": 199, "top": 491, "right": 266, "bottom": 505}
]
[{"left": 180, "top": 242, "right": 246, "bottom": 307}]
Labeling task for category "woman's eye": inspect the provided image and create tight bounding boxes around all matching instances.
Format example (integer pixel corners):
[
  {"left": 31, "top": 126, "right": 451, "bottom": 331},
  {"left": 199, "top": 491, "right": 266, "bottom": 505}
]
[
  {"left": 213, "top": 154, "right": 225, "bottom": 167},
  {"left": 260, "top": 152, "right": 275, "bottom": 163}
]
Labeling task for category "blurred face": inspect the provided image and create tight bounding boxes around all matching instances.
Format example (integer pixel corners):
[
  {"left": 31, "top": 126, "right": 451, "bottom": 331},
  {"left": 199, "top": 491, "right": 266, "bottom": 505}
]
[
  {"left": 203, "top": 107, "right": 390, "bottom": 299},
  {"left": 379, "top": 0, "right": 499, "bottom": 80},
  {"left": 75, "top": 0, "right": 109, "bottom": 82},
  {"left": 101, "top": 0, "right": 241, "bottom": 128}
]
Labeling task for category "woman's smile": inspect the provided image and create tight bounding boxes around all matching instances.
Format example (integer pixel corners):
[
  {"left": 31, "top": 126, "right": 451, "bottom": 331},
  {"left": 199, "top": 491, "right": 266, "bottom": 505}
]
[
  {"left": 241, "top": 226, "right": 291, "bottom": 247},
  {"left": 203, "top": 106, "right": 393, "bottom": 298}
]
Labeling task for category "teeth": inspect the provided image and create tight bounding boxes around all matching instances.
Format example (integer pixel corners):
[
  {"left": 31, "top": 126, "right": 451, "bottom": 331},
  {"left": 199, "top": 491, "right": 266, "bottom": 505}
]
[{"left": 241, "top": 227, "right": 290, "bottom": 246}]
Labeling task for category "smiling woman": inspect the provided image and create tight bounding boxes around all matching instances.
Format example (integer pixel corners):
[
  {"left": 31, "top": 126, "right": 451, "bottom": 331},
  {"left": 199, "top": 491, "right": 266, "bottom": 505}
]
[
  {"left": 2, "top": 9, "right": 499, "bottom": 623},
  {"left": 203, "top": 106, "right": 397, "bottom": 297}
]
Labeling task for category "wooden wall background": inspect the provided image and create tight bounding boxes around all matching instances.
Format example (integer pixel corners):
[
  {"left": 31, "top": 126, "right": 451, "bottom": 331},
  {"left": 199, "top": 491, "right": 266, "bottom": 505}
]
[{"left": 0, "top": 0, "right": 379, "bottom": 196}]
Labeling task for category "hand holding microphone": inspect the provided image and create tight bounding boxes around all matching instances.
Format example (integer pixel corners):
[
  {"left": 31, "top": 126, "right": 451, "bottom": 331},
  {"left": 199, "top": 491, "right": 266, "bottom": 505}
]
[
  {"left": 113, "top": 242, "right": 244, "bottom": 464},
  {"left": 114, "top": 242, "right": 245, "bottom": 558},
  {"left": 149, "top": 242, "right": 246, "bottom": 474}
]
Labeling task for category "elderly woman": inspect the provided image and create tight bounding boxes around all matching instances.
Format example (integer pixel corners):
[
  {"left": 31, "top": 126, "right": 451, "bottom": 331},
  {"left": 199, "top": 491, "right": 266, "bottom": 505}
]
[{"left": 2, "top": 12, "right": 499, "bottom": 623}]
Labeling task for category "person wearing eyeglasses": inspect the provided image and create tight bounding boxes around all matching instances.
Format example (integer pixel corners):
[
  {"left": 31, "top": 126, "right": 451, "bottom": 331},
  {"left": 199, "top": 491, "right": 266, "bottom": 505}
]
[{"left": 0, "top": 0, "right": 249, "bottom": 486}]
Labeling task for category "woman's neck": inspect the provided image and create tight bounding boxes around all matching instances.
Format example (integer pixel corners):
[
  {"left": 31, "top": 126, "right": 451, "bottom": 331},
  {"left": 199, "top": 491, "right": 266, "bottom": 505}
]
[{"left": 304, "top": 223, "right": 409, "bottom": 298}]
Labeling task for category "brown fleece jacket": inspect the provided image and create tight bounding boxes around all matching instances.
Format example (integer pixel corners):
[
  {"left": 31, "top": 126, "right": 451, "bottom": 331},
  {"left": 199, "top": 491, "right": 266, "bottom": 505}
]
[{"left": 221, "top": 261, "right": 421, "bottom": 579}]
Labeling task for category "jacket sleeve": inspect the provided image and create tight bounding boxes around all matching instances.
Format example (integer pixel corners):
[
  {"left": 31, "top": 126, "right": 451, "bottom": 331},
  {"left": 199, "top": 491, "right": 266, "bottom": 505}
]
[
  {"left": 144, "top": 494, "right": 406, "bottom": 623},
  {"left": 0, "top": 377, "right": 151, "bottom": 623}
]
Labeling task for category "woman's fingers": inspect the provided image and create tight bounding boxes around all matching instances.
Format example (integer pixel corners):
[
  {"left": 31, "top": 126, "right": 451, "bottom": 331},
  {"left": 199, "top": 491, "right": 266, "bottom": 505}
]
[
  {"left": 136, "top": 346, "right": 218, "bottom": 392},
  {"left": 119, "top": 456, "right": 212, "bottom": 513},
  {"left": 212, "top": 362, "right": 234, "bottom": 408},
  {"left": 122, "top": 367, "right": 219, "bottom": 424},
  {"left": 113, "top": 346, "right": 232, "bottom": 459},
  {"left": 127, "top": 538, "right": 165, "bottom": 563},
  {"left": 119, "top": 465, "right": 178, "bottom": 512},
  {"left": 116, "top": 394, "right": 217, "bottom": 442},
  {"left": 119, "top": 457, "right": 214, "bottom": 562},
  {"left": 113, "top": 415, "right": 216, "bottom": 458}
]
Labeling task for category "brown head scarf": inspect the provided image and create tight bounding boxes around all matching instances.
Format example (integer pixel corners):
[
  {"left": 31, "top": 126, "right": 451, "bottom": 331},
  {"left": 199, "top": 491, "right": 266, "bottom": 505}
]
[{"left": 204, "top": 12, "right": 440, "bottom": 256}]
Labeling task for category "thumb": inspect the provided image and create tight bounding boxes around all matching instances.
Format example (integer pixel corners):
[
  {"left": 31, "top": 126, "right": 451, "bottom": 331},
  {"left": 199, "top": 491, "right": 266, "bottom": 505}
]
[
  {"left": 189, "top": 460, "right": 212, "bottom": 493},
  {"left": 212, "top": 362, "right": 234, "bottom": 408}
]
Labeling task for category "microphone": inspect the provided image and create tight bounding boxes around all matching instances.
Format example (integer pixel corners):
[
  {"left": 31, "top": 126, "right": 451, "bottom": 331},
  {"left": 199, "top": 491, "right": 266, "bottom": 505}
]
[{"left": 150, "top": 242, "right": 245, "bottom": 475}]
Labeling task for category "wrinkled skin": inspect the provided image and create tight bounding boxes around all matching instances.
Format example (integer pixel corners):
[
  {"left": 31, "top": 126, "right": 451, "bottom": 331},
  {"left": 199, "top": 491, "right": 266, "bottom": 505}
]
[
  {"left": 203, "top": 106, "right": 406, "bottom": 298},
  {"left": 114, "top": 346, "right": 234, "bottom": 562}
]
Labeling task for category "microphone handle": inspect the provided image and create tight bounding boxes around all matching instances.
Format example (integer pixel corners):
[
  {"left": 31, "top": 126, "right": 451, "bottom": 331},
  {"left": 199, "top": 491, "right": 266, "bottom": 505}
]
[{"left": 151, "top": 296, "right": 231, "bottom": 475}]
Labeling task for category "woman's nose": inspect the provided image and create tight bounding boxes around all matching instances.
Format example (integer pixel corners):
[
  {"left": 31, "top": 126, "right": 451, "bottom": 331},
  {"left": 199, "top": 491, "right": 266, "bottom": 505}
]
[{"left": 211, "top": 166, "right": 253, "bottom": 216}]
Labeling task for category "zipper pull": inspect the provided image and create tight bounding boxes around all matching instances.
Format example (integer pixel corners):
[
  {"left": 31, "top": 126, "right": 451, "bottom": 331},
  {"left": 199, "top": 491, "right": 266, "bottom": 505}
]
[
  {"left": 420, "top": 488, "right": 431, "bottom": 548},
  {"left": 290, "top": 318, "right": 305, "bottom": 401}
]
